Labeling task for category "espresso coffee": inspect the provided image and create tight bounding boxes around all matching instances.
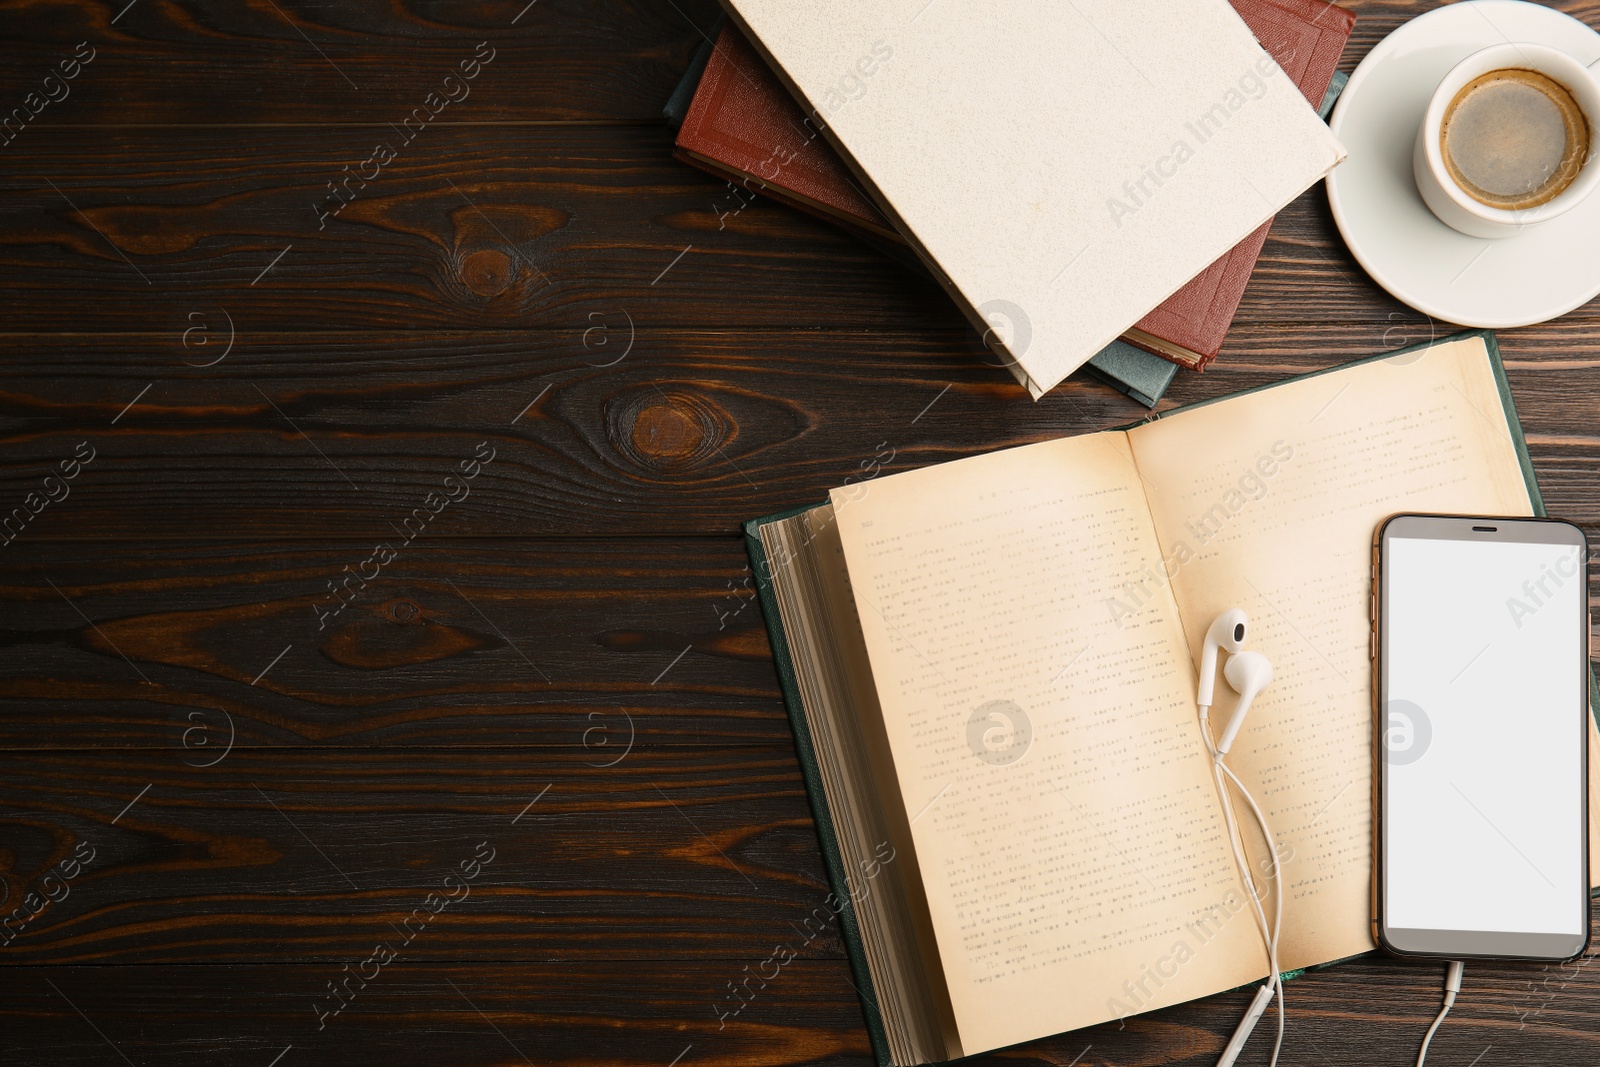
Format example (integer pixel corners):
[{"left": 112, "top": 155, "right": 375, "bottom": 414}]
[{"left": 1440, "top": 67, "right": 1591, "bottom": 210}]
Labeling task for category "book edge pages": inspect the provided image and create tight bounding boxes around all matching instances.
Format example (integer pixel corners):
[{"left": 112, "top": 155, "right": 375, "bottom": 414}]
[{"left": 756, "top": 510, "right": 963, "bottom": 1065}]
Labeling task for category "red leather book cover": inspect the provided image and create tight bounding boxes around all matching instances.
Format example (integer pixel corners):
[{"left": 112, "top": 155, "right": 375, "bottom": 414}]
[
  {"left": 676, "top": 0, "right": 1353, "bottom": 369},
  {"left": 675, "top": 28, "right": 898, "bottom": 241},
  {"left": 1128, "top": 0, "right": 1355, "bottom": 367}
]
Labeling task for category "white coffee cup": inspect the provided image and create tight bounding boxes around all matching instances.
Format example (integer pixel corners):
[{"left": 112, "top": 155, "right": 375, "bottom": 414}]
[{"left": 1414, "top": 42, "right": 1600, "bottom": 239}]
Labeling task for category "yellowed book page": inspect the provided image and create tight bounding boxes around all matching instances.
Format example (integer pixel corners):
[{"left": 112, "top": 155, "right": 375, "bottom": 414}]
[
  {"left": 831, "top": 432, "right": 1263, "bottom": 1056},
  {"left": 1127, "top": 335, "right": 1533, "bottom": 971}
]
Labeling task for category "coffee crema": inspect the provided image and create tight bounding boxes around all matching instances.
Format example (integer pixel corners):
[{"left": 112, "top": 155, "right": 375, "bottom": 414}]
[{"left": 1440, "top": 67, "right": 1590, "bottom": 211}]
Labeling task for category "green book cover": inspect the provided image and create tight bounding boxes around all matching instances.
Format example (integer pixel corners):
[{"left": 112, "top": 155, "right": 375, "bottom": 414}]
[{"left": 1083, "top": 338, "right": 1179, "bottom": 408}]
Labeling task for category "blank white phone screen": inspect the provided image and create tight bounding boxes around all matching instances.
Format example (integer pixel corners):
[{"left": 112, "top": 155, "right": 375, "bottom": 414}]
[{"left": 1385, "top": 535, "right": 1585, "bottom": 936}]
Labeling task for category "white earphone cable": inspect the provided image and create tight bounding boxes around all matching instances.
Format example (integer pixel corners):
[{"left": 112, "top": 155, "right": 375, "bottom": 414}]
[
  {"left": 1201, "top": 705, "right": 1285, "bottom": 1067},
  {"left": 1416, "top": 960, "right": 1465, "bottom": 1067},
  {"left": 1198, "top": 612, "right": 1466, "bottom": 1067},
  {"left": 1217, "top": 757, "right": 1285, "bottom": 1067}
]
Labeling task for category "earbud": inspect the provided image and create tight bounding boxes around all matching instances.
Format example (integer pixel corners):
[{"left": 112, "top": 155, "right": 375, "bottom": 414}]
[
  {"left": 1216, "top": 650, "right": 1273, "bottom": 756},
  {"left": 1198, "top": 608, "right": 1249, "bottom": 707}
]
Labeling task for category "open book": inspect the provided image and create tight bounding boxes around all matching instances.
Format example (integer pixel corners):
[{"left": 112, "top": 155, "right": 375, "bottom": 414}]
[{"left": 747, "top": 332, "right": 1600, "bottom": 1065}]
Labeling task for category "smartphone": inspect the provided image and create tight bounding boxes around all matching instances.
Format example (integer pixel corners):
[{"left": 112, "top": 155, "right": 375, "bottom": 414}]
[{"left": 1373, "top": 513, "right": 1590, "bottom": 961}]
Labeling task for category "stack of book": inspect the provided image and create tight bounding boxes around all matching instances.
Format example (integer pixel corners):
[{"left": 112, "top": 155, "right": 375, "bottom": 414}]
[{"left": 667, "top": 0, "right": 1356, "bottom": 404}]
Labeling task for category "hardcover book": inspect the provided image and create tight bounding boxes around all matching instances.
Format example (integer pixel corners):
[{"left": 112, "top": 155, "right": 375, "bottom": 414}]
[
  {"left": 1123, "top": 0, "right": 1355, "bottom": 368},
  {"left": 746, "top": 331, "right": 1600, "bottom": 1064},
  {"left": 662, "top": 29, "right": 1177, "bottom": 412},
  {"left": 669, "top": 28, "right": 1177, "bottom": 407},
  {"left": 720, "top": 0, "right": 1346, "bottom": 395},
  {"left": 679, "top": 0, "right": 1354, "bottom": 370}
]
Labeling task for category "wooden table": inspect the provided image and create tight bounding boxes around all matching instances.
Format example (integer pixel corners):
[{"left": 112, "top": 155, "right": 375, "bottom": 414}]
[{"left": 2, "top": 1, "right": 1597, "bottom": 1063}]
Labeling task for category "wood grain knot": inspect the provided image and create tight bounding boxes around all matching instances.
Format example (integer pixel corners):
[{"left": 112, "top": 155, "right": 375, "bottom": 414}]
[
  {"left": 321, "top": 604, "right": 488, "bottom": 669},
  {"left": 611, "top": 387, "right": 734, "bottom": 473},
  {"left": 459, "top": 249, "right": 514, "bottom": 298}
]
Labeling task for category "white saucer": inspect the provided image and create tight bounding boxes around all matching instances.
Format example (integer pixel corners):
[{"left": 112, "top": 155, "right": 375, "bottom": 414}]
[{"left": 1328, "top": 0, "right": 1600, "bottom": 328}]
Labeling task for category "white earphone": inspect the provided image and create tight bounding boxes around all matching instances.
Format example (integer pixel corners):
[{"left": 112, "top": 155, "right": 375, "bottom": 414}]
[
  {"left": 1197, "top": 608, "right": 1247, "bottom": 706},
  {"left": 1217, "top": 651, "right": 1272, "bottom": 756},
  {"left": 1197, "top": 609, "right": 1284, "bottom": 1067}
]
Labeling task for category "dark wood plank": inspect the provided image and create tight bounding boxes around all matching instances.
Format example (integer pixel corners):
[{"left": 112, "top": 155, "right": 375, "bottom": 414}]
[
  {"left": 0, "top": 963, "right": 878, "bottom": 1067},
  {"left": 0, "top": 125, "right": 952, "bottom": 332},
  {"left": 0, "top": 326, "right": 1119, "bottom": 542},
  {"left": 5, "top": 1, "right": 1598, "bottom": 128},
  {"left": 4, "top": 933, "right": 1600, "bottom": 1066},
  {"left": 0, "top": 324, "right": 1598, "bottom": 540},
  {"left": 0, "top": 0, "right": 723, "bottom": 124},
  {"left": 0, "top": 539, "right": 781, "bottom": 749},
  {"left": 0, "top": 745, "right": 842, "bottom": 964}
]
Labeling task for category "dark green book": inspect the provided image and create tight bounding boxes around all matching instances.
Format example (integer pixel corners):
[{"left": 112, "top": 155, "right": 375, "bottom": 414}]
[
  {"left": 1080, "top": 338, "right": 1178, "bottom": 408},
  {"left": 745, "top": 330, "right": 1597, "bottom": 1065}
]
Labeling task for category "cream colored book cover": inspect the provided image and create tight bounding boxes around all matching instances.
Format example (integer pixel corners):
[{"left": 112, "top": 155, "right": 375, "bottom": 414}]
[{"left": 722, "top": 0, "right": 1347, "bottom": 397}]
